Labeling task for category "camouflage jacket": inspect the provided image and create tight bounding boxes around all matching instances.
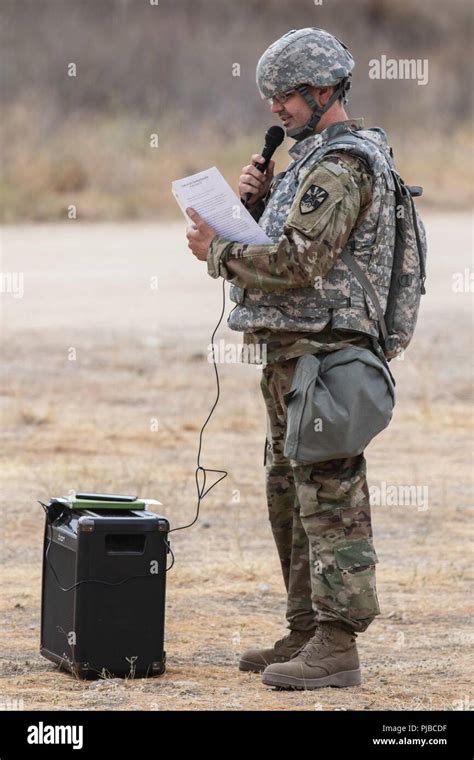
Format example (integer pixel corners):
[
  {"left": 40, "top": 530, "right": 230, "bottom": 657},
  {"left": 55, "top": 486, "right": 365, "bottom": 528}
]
[{"left": 207, "top": 118, "right": 396, "bottom": 340}]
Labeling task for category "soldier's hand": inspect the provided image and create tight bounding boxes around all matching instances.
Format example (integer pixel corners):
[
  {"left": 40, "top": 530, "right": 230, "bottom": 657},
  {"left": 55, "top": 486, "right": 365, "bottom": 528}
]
[
  {"left": 239, "top": 155, "right": 275, "bottom": 206},
  {"left": 185, "top": 208, "right": 217, "bottom": 261}
]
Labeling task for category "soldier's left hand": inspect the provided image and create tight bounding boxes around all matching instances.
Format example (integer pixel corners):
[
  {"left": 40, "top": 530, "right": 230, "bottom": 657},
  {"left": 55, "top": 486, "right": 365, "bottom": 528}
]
[{"left": 185, "top": 208, "right": 217, "bottom": 261}]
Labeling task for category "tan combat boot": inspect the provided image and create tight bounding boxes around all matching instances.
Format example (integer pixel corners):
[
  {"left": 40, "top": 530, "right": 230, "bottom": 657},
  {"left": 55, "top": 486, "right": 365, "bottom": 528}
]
[
  {"left": 239, "top": 629, "right": 316, "bottom": 673},
  {"left": 261, "top": 622, "right": 361, "bottom": 688}
]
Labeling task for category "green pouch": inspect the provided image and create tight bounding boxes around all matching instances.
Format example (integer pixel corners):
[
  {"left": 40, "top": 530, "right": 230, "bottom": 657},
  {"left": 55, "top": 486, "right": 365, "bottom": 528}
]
[{"left": 283, "top": 346, "right": 396, "bottom": 463}]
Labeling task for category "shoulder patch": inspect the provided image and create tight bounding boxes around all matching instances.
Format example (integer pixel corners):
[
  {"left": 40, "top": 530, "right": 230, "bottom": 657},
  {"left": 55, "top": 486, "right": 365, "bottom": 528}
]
[{"left": 299, "top": 184, "right": 329, "bottom": 214}]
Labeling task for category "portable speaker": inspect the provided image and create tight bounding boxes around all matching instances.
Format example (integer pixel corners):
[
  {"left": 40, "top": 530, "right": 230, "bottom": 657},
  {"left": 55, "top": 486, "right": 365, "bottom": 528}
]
[{"left": 40, "top": 495, "right": 170, "bottom": 679}]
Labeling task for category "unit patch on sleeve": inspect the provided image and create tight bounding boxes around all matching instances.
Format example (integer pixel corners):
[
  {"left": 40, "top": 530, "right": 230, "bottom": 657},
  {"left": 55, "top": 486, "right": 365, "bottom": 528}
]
[{"left": 299, "top": 184, "right": 329, "bottom": 214}]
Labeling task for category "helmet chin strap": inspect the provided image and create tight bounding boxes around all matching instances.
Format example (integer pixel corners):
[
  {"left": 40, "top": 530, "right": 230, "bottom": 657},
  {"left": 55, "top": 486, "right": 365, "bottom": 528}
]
[{"left": 286, "top": 78, "right": 351, "bottom": 142}]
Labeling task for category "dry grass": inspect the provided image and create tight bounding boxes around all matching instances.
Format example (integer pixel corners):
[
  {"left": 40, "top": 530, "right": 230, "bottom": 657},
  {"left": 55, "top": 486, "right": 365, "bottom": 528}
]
[
  {"left": 0, "top": 215, "right": 472, "bottom": 711},
  {"left": 1, "top": 104, "right": 472, "bottom": 223}
]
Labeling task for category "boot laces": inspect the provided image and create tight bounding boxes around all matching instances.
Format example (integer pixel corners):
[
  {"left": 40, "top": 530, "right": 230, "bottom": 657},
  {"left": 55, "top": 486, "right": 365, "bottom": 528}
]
[{"left": 292, "top": 626, "right": 331, "bottom": 661}]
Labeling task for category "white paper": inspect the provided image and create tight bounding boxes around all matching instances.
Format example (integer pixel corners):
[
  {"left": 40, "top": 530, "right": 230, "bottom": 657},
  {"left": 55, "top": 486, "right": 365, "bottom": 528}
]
[{"left": 172, "top": 166, "right": 271, "bottom": 245}]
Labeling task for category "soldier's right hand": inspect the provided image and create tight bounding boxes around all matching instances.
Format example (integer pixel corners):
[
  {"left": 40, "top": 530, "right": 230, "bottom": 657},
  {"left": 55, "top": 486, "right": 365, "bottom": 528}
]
[{"left": 239, "top": 155, "right": 275, "bottom": 205}]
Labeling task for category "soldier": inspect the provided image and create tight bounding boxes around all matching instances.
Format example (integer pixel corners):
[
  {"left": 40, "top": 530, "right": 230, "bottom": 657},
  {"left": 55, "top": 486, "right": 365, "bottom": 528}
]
[{"left": 186, "top": 27, "right": 397, "bottom": 689}]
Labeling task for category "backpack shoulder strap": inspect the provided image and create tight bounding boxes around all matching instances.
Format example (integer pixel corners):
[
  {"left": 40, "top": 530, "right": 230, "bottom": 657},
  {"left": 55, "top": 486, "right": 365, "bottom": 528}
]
[{"left": 340, "top": 247, "right": 389, "bottom": 343}]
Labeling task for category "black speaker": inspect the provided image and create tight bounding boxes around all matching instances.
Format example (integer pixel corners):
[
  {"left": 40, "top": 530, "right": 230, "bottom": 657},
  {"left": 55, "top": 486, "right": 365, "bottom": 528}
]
[{"left": 40, "top": 500, "right": 170, "bottom": 679}]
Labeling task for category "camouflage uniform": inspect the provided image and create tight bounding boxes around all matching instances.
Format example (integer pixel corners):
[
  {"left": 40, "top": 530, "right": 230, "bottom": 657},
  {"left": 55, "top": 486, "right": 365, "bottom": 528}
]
[
  {"left": 260, "top": 358, "right": 379, "bottom": 634},
  {"left": 208, "top": 120, "right": 388, "bottom": 631}
]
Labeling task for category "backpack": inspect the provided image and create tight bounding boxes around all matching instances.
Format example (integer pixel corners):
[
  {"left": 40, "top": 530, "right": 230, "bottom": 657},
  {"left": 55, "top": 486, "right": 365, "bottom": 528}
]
[{"left": 341, "top": 156, "right": 427, "bottom": 361}]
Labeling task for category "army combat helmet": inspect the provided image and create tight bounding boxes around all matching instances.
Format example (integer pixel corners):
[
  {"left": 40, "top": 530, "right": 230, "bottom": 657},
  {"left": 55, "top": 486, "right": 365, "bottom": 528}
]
[{"left": 256, "top": 28, "right": 354, "bottom": 141}]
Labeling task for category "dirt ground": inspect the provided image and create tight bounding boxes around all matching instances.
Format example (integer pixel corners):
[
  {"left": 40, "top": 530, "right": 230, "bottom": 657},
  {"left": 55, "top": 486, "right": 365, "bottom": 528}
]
[{"left": 0, "top": 213, "right": 472, "bottom": 711}]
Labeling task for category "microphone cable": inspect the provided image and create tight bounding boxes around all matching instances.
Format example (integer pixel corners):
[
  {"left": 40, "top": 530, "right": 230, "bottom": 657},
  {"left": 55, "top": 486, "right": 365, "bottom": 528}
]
[{"left": 168, "top": 276, "right": 229, "bottom": 538}]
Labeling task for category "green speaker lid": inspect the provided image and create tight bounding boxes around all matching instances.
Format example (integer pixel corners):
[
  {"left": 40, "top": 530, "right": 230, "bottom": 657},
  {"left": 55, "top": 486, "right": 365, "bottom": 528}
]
[{"left": 50, "top": 493, "right": 162, "bottom": 511}]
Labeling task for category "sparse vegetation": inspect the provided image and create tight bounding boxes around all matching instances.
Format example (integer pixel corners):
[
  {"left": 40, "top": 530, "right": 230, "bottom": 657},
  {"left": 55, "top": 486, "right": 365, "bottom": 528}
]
[{"left": 1, "top": 0, "right": 473, "bottom": 221}]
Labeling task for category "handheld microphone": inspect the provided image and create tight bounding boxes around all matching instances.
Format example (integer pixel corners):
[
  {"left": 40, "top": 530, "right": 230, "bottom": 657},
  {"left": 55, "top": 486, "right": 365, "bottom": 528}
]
[{"left": 244, "top": 125, "right": 285, "bottom": 206}]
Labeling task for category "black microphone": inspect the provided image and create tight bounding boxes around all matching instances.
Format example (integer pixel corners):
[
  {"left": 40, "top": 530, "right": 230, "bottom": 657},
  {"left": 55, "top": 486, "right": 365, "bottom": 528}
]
[{"left": 244, "top": 125, "right": 285, "bottom": 206}]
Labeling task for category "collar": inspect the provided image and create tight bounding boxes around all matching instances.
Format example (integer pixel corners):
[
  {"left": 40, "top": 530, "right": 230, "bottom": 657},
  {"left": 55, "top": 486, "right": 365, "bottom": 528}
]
[{"left": 288, "top": 118, "right": 365, "bottom": 162}]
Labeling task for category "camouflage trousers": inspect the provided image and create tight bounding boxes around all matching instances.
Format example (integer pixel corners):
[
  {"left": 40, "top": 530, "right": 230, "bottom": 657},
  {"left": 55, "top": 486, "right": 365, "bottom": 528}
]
[{"left": 260, "top": 357, "right": 381, "bottom": 634}]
